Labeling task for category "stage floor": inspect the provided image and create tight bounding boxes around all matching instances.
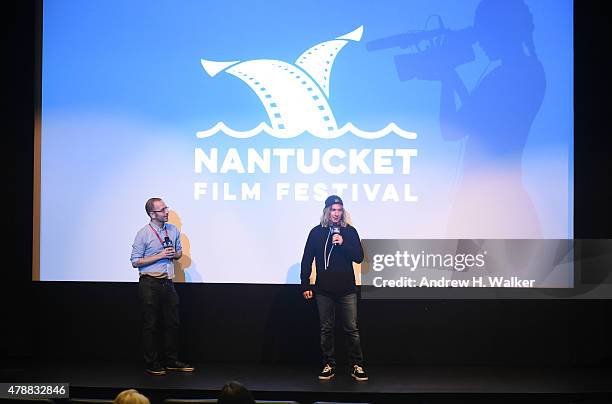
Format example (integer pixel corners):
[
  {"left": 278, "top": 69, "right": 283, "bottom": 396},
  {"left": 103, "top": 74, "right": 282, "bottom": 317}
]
[{"left": 2, "top": 361, "right": 612, "bottom": 403}]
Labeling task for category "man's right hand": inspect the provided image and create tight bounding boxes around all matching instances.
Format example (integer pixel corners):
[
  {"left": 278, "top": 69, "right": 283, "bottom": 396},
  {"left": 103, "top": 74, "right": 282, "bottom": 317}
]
[
  {"left": 133, "top": 248, "right": 175, "bottom": 268},
  {"left": 159, "top": 247, "right": 176, "bottom": 259},
  {"left": 303, "top": 290, "right": 313, "bottom": 299}
]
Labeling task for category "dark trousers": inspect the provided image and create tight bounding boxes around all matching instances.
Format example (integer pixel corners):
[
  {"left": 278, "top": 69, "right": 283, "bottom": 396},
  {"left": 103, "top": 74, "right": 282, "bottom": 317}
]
[
  {"left": 315, "top": 292, "right": 364, "bottom": 367},
  {"left": 138, "top": 275, "right": 180, "bottom": 366}
]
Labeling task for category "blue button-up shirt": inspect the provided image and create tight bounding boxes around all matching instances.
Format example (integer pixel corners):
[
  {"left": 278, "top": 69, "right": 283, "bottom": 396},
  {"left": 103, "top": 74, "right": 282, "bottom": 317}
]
[{"left": 130, "top": 222, "right": 182, "bottom": 279}]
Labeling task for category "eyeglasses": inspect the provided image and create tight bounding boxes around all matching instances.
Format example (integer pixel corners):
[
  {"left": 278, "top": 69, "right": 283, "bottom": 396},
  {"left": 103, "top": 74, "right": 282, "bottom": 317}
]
[{"left": 151, "top": 207, "right": 170, "bottom": 213}]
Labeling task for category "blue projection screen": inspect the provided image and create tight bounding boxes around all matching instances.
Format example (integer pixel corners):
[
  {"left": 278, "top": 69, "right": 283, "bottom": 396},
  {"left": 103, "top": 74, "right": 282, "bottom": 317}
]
[{"left": 38, "top": 0, "right": 573, "bottom": 285}]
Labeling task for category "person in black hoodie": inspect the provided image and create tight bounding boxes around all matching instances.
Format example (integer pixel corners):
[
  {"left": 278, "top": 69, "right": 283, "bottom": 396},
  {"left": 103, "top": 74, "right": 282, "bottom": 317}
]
[{"left": 300, "top": 195, "right": 368, "bottom": 381}]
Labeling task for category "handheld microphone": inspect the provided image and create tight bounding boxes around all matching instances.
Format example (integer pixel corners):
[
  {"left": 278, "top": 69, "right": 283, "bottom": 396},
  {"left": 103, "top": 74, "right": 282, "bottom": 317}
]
[{"left": 331, "top": 226, "right": 341, "bottom": 245}]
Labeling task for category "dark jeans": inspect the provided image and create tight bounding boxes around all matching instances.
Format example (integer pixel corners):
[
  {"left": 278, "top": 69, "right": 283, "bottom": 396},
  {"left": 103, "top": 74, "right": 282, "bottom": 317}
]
[
  {"left": 315, "top": 292, "right": 364, "bottom": 367},
  {"left": 138, "top": 275, "right": 180, "bottom": 366}
]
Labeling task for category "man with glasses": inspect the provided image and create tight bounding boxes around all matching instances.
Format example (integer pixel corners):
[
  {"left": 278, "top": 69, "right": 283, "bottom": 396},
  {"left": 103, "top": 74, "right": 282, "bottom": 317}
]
[{"left": 131, "top": 197, "right": 194, "bottom": 375}]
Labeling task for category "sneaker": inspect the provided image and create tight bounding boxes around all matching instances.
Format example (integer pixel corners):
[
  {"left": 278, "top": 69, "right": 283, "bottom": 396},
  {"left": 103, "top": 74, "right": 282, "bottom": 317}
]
[
  {"left": 318, "top": 363, "right": 335, "bottom": 380},
  {"left": 145, "top": 363, "right": 167, "bottom": 376},
  {"left": 165, "top": 360, "right": 195, "bottom": 372},
  {"left": 351, "top": 364, "right": 368, "bottom": 381}
]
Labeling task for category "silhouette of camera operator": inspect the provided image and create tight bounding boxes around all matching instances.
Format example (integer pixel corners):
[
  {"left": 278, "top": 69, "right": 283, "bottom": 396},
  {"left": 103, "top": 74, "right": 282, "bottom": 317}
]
[{"left": 370, "top": 0, "right": 545, "bottom": 237}]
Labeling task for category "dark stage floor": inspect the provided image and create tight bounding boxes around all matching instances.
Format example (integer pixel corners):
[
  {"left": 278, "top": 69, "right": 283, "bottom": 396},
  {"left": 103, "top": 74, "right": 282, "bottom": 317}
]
[{"left": 1, "top": 361, "right": 611, "bottom": 403}]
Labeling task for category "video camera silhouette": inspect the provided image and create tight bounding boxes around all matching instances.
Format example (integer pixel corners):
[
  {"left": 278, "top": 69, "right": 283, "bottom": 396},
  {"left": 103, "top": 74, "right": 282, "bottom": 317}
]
[{"left": 367, "top": 16, "right": 476, "bottom": 80}]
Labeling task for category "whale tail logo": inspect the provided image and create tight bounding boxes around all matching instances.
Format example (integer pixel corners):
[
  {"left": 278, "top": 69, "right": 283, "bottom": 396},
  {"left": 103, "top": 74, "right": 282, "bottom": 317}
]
[{"left": 201, "top": 26, "right": 364, "bottom": 138}]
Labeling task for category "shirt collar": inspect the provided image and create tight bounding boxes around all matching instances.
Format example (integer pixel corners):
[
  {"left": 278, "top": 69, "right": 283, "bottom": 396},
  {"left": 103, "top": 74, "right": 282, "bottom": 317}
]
[{"left": 150, "top": 221, "right": 166, "bottom": 232}]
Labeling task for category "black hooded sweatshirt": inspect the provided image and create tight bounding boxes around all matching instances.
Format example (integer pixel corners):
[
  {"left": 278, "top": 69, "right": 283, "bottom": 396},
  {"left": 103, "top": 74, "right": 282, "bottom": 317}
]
[{"left": 300, "top": 223, "right": 364, "bottom": 296}]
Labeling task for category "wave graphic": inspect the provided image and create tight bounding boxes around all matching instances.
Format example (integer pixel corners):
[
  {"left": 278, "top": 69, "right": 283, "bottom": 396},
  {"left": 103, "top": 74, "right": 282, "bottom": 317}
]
[{"left": 196, "top": 122, "right": 417, "bottom": 140}]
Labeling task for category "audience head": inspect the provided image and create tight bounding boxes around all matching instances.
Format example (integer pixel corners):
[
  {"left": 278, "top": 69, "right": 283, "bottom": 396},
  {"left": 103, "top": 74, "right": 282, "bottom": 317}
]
[
  {"left": 113, "top": 389, "right": 150, "bottom": 404},
  {"left": 218, "top": 380, "right": 255, "bottom": 404}
]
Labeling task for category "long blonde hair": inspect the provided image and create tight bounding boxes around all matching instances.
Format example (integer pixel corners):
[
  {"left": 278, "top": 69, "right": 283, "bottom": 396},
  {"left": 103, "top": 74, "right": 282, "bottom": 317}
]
[{"left": 320, "top": 206, "right": 348, "bottom": 227}]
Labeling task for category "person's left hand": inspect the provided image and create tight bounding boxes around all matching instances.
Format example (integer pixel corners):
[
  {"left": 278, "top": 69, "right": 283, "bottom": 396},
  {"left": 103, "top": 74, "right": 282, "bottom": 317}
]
[
  {"left": 332, "top": 234, "right": 343, "bottom": 245},
  {"left": 163, "top": 246, "right": 176, "bottom": 258}
]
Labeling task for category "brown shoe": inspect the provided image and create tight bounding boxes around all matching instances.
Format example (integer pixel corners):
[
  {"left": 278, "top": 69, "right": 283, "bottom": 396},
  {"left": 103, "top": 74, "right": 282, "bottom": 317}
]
[
  {"left": 146, "top": 363, "right": 167, "bottom": 376},
  {"left": 165, "top": 361, "right": 195, "bottom": 372}
]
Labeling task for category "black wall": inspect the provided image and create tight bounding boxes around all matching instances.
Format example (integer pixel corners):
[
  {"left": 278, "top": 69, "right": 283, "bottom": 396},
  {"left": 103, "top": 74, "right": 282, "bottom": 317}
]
[{"left": 6, "top": 1, "right": 612, "bottom": 366}]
